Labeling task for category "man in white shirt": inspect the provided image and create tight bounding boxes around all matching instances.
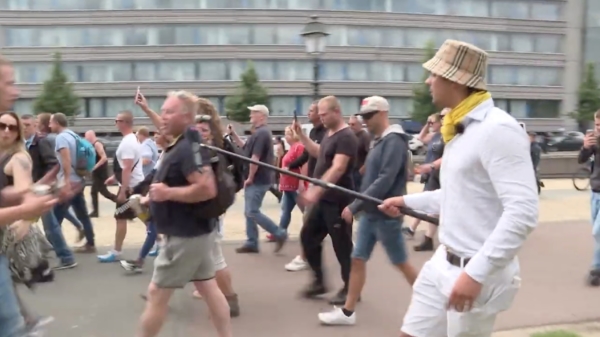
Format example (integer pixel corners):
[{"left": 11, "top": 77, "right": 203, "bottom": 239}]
[
  {"left": 98, "top": 110, "right": 145, "bottom": 263},
  {"left": 379, "top": 40, "right": 538, "bottom": 337}
]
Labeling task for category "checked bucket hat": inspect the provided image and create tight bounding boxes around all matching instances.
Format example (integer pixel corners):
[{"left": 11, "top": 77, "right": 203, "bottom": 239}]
[{"left": 423, "top": 39, "right": 488, "bottom": 90}]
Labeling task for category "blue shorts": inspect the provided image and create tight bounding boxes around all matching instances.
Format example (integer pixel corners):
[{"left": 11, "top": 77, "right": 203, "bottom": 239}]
[
  {"left": 0, "top": 255, "right": 24, "bottom": 337},
  {"left": 351, "top": 215, "right": 407, "bottom": 265}
]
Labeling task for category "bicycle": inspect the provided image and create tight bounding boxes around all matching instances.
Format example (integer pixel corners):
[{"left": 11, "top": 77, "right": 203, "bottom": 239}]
[{"left": 572, "top": 165, "right": 591, "bottom": 191}]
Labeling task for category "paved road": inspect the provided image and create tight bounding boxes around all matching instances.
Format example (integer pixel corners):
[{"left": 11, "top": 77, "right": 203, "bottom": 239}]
[
  {"left": 63, "top": 179, "right": 589, "bottom": 250},
  {"left": 23, "top": 219, "right": 600, "bottom": 336}
]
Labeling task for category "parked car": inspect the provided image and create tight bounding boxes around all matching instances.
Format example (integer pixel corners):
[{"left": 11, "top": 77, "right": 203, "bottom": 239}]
[
  {"left": 407, "top": 134, "right": 427, "bottom": 155},
  {"left": 546, "top": 133, "right": 584, "bottom": 152}
]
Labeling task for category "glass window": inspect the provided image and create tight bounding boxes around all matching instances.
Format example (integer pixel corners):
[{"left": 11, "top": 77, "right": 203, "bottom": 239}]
[
  {"left": 535, "top": 35, "right": 561, "bottom": 53},
  {"left": 105, "top": 98, "right": 142, "bottom": 117},
  {"left": 174, "top": 26, "right": 200, "bottom": 44},
  {"left": 321, "top": 62, "right": 346, "bottom": 81},
  {"left": 511, "top": 34, "right": 534, "bottom": 53},
  {"left": 589, "top": 0, "right": 600, "bottom": 27},
  {"left": 346, "top": 62, "right": 370, "bottom": 81},
  {"left": 585, "top": 28, "right": 600, "bottom": 63},
  {"left": 146, "top": 97, "right": 166, "bottom": 111},
  {"left": 371, "top": 62, "right": 404, "bottom": 82},
  {"left": 406, "top": 63, "right": 425, "bottom": 82},
  {"left": 81, "top": 63, "right": 133, "bottom": 82},
  {"left": 84, "top": 27, "right": 118, "bottom": 46},
  {"left": 446, "top": 0, "right": 489, "bottom": 17},
  {"left": 488, "top": 33, "right": 511, "bottom": 52},
  {"left": 14, "top": 63, "right": 49, "bottom": 83},
  {"left": 388, "top": 98, "right": 412, "bottom": 117},
  {"left": 134, "top": 62, "right": 157, "bottom": 81},
  {"left": 298, "top": 96, "right": 315, "bottom": 115},
  {"left": 527, "top": 100, "right": 561, "bottom": 118},
  {"left": 380, "top": 28, "right": 405, "bottom": 48},
  {"left": 253, "top": 61, "right": 276, "bottom": 81},
  {"left": 531, "top": 2, "right": 561, "bottom": 21},
  {"left": 123, "top": 26, "right": 149, "bottom": 46},
  {"left": 347, "top": 27, "right": 380, "bottom": 47},
  {"left": 490, "top": 66, "right": 515, "bottom": 85},
  {"left": 405, "top": 29, "right": 439, "bottom": 48},
  {"left": 157, "top": 61, "right": 197, "bottom": 81},
  {"left": 491, "top": 1, "right": 529, "bottom": 19},
  {"left": 229, "top": 61, "right": 247, "bottom": 81},
  {"left": 6, "top": 28, "right": 39, "bottom": 47},
  {"left": 337, "top": 97, "right": 360, "bottom": 116},
  {"left": 88, "top": 98, "right": 105, "bottom": 117},
  {"left": 509, "top": 100, "right": 528, "bottom": 118},
  {"left": 277, "top": 61, "right": 312, "bottom": 81},
  {"left": 276, "top": 25, "right": 303, "bottom": 45},
  {"left": 224, "top": 25, "right": 251, "bottom": 44},
  {"left": 533, "top": 67, "right": 562, "bottom": 86},
  {"left": 199, "top": 61, "right": 227, "bottom": 80},
  {"left": 392, "top": 0, "right": 440, "bottom": 15},
  {"left": 253, "top": 25, "right": 277, "bottom": 45},
  {"left": 270, "top": 96, "right": 296, "bottom": 116},
  {"left": 12, "top": 99, "right": 34, "bottom": 115},
  {"left": 495, "top": 99, "right": 509, "bottom": 113}
]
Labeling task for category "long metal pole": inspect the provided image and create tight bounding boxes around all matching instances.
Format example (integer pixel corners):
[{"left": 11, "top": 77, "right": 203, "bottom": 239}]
[{"left": 203, "top": 142, "right": 439, "bottom": 225}]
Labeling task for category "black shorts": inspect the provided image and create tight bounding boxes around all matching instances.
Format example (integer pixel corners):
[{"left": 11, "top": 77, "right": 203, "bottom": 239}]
[{"left": 114, "top": 184, "right": 144, "bottom": 220}]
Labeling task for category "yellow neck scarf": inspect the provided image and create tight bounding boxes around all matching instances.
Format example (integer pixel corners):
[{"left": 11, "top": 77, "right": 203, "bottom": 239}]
[{"left": 440, "top": 91, "right": 492, "bottom": 143}]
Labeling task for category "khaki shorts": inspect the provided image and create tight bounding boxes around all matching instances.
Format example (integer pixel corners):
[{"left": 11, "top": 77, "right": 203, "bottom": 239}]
[{"left": 152, "top": 230, "right": 217, "bottom": 288}]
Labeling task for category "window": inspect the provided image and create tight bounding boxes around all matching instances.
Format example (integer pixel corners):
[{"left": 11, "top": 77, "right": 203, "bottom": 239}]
[
  {"left": 12, "top": 99, "right": 34, "bottom": 115},
  {"left": 134, "top": 62, "right": 157, "bottom": 81},
  {"left": 199, "top": 61, "right": 227, "bottom": 80},
  {"left": 585, "top": 28, "right": 600, "bottom": 64},
  {"left": 531, "top": 2, "right": 562, "bottom": 21},
  {"left": 105, "top": 98, "right": 143, "bottom": 117},
  {"left": 278, "top": 61, "right": 312, "bottom": 81},
  {"left": 298, "top": 96, "right": 315, "bottom": 115},
  {"left": 346, "top": 62, "right": 370, "bottom": 81},
  {"left": 511, "top": 34, "right": 534, "bottom": 53},
  {"left": 509, "top": 100, "right": 528, "bottom": 118},
  {"left": 14, "top": 63, "right": 50, "bottom": 83},
  {"left": 372, "top": 62, "right": 404, "bottom": 82},
  {"left": 388, "top": 98, "right": 412, "bottom": 117},
  {"left": 276, "top": 25, "right": 303, "bottom": 45},
  {"left": 337, "top": 97, "right": 360, "bottom": 116},
  {"left": 406, "top": 63, "right": 425, "bottom": 83},
  {"left": 446, "top": 0, "right": 489, "bottom": 17},
  {"left": 321, "top": 62, "right": 346, "bottom": 81},
  {"left": 491, "top": 1, "right": 529, "bottom": 19},
  {"left": 536, "top": 34, "right": 562, "bottom": 53},
  {"left": 270, "top": 96, "right": 296, "bottom": 116},
  {"left": 224, "top": 26, "right": 251, "bottom": 45},
  {"left": 589, "top": 0, "right": 600, "bottom": 27},
  {"left": 156, "top": 62, "right": 197, "bottom": 81},
  {"left": 347, "top": 27, "right": 380, "bottom": 47},
  {"left": 253, "top": 61, "right": 276, "bottom": 81},
  {"left": 253, "top": 25, "right": 277, "bottom": 45},
  {"left": 392, "top": 0, "right": 440, "bottom": 15},
  {"left": 526, "top": 100, "right": 561, "bottom": 118},
  {"left": 405, "top": 29, "right": 439, "bottom": 48}
]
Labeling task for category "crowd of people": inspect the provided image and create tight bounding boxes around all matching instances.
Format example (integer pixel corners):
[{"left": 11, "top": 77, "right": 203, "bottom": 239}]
[{"left": 0, "top": 38, "right": 542, "bottom": 337}]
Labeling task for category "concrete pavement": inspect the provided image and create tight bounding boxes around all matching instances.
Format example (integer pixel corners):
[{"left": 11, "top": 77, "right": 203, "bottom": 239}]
[{"left": 64, "top": 179, "right": 590, "bottom": 249}]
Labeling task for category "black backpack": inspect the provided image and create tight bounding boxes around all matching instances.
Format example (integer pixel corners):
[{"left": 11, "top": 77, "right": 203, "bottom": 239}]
[
  {"left": 222, "top": 135, "right": 246, "bottom": 192},
  {"left": 185, "top": 127, "right": 237, "bottom": 219}
]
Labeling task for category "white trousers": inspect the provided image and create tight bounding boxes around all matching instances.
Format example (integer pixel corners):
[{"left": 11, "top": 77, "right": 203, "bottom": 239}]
[{"left": 401, "top": 246, "right": 521, "bottom": 337}]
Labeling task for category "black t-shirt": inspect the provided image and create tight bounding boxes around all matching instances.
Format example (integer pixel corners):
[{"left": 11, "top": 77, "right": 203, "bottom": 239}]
[
  {"left": 313, "top": 127, "right": 358, "bottom": 205},
  {"left": 354, "top": 129, "right": 371, "bottom": 171},
  {"left": 243, "top": 125, "right": 274, "bottom": 185},
  {"left": 151, "top": 134, "right": 216, "bottom": 237}
]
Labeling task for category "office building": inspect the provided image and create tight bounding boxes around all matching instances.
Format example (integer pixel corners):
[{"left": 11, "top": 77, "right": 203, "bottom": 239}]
[{"left": 0, "top": 0, "right": 589, "bottom": 133}]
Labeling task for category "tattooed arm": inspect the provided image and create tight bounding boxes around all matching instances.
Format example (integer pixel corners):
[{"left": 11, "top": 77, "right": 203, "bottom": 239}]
[{"left": 7, "top": 152, "right": 34, "bottom": 194}]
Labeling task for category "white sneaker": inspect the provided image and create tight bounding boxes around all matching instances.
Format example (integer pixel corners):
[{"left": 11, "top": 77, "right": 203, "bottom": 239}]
[
  {"left": 318, "top": 306, "right": 356, "bottom": 325},
  {"left": 285, "top": 255, "right": 308, "bottom": 272}
]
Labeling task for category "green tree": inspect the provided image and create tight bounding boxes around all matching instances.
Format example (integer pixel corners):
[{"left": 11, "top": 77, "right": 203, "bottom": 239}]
[
  {"left": 410, "top": 40, "right": 437, "bottom": 123},
  {"left": 224, "top": 61, "right": 269, "bottom": 122},
  {"left": 573, "top": 63, "right": 600, "bottom": 128},
  {"left": 33, "top": 53, "right": 80, "bottom": 116}
]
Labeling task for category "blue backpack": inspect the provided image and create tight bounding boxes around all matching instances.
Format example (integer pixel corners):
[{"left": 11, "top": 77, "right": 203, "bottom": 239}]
[{"left": 66, "top": 132, "right": 96, "bottom": 177}]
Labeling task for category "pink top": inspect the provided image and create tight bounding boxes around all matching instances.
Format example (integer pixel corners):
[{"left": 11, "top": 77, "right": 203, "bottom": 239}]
[{"left": 280, "top": 142, "right": 305, "bottom": 191}]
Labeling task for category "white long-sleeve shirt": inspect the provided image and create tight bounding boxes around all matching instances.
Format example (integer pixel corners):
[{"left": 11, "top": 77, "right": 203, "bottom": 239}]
[{"left": 404, "top": 99, "right": 538, "bottom": 284}]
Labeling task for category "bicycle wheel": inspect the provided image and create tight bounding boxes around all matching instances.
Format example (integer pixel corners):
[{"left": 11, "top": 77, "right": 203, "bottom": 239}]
[{"left": 572, "top": 168, "right": 591, "bottom": 191}]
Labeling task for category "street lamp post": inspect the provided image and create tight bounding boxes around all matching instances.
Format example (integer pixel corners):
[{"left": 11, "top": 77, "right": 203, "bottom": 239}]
[{"left": 301, "top": 15, "right": 329, "bottom": 102}]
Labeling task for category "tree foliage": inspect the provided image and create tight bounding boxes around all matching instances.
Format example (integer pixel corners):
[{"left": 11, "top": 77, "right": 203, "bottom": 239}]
[
  {"left": 573, "top": 63, "right": 600, "bottom": 125},
  {"left": 224, "top": 61, "right": 269, "bottom": 122},
  {"left": 33, "top": 52, "right": 80, "bottom": 116},
  {"left": 410, "top": 40, "right": 438, "bottom": 123}
]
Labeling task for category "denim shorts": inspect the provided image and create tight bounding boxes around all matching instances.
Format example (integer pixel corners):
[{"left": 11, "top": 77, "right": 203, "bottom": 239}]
[
  {"left": 0, "top": 255, "right": 24, "bottom": 337},
  {"left": 352, "top": 215, "right": 407, "bottom": 264}
]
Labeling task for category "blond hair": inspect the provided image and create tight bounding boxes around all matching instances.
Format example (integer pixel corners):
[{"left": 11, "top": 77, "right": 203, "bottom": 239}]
[
  {"left": 319, "top": 95, "right": 341, "bottom": 113},
  {"left": 167, "top": 90, "right": 200, "bottom": 118}
]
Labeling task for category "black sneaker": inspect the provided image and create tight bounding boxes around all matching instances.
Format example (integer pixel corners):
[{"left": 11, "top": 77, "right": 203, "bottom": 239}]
[
  {"left": 235, "top": 246, "right": 259, "bottom": 254},
  {"left": 414, "top": 236, "right": 434, "bottom": 252},
  {"left": 88, "top": 211, "right": 99, "bottom": 218},
  {"left": 402, "top": 227, "right": 415, "bottom": 239},
  {"left": 274, "top": 235, "right": 287, "bottom": 254},
  {"left": 300, "top": 281, "right": 327, "bottom": 299},
  {"left": 120, "top": 260, "right": 143, "bottom": 273},
  {"left": 588, "top": 270, "right": 600, "bottom": 287},
  {"left": 329, "top": 289, "right": 348, "bottom": 305},
  {"left": 54, "top": 261, "right": 78, "bottom": 270}
]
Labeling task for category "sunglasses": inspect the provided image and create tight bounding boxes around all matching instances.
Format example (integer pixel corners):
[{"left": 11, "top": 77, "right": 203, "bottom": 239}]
[
  {"left": 361, "top": 111, "right": 378, "bottom": 121},
  {"left": 115, "top": 119, "right": 127, "bottom": 125},
  {"left": 0, "top": 122, "right": 19, "bottom": 132}
]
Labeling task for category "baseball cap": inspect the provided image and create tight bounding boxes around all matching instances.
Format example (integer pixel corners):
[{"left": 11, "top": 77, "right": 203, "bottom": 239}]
[
  {"left": 247, "top": 104, "right": 269, "bottom": 115},
  {"left": 358, "top": 96, "right": 389, "bottom": 115}
]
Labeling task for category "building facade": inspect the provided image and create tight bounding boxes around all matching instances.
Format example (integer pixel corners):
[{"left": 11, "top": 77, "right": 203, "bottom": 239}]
[{"left": 0, "top": 0, "right": 586, "bottom": 133}]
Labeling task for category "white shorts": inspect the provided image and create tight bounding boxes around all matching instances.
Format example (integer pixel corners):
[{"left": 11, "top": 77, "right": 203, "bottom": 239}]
[{"left": 401, "top": 246, "right": 521, "bottom": 337}]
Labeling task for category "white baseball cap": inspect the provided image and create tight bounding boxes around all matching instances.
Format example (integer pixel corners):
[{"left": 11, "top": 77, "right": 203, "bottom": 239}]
[
  {"left": 247, "top": 104, "right": 270, "bottom": 115},
  {"left": 358, "top": 96, "right": 389, "bottom": 115}
]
